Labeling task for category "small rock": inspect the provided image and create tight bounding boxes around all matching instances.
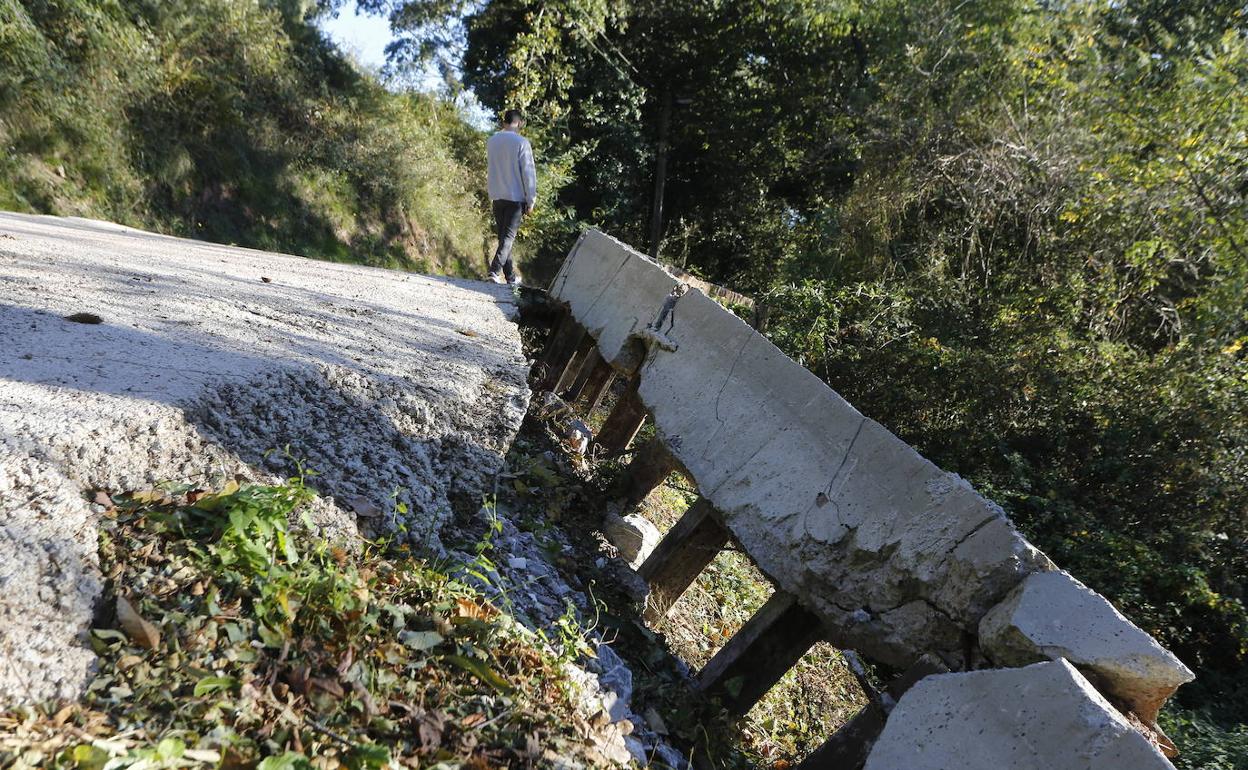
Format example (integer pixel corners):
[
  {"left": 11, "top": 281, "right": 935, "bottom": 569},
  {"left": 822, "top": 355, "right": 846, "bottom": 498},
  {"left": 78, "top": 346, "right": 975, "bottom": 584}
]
[
  {"left": 602, "top": 512, "right": 660, "bottom": 568},
  {"left": 508, "top": 557, "right": 528, "bottom": 570},
  {"left": 64, "top": 312, "right": 103, "bottom": 325},
  {"left": 345, "top": 495, "right": 383, "bottom": 518}
]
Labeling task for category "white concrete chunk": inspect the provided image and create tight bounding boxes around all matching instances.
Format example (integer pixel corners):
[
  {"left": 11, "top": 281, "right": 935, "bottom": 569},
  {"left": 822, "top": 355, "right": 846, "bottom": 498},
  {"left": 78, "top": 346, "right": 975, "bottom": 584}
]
[
  {"left": 603, "top": 511, "right": 661, "bottom": 568},
  {"left": 863, "top": 659, "right": 1176, "bottom": 770},
  {"left": 979, "top": 570, "right": 1195, "bottom": 722}
]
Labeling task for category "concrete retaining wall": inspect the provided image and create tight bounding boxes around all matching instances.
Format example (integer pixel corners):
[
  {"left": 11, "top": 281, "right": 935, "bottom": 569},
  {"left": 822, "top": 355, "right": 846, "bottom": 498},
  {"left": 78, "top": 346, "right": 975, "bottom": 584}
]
[{"left": 548, "top": 228, "right": 1194, "bottom": 768}]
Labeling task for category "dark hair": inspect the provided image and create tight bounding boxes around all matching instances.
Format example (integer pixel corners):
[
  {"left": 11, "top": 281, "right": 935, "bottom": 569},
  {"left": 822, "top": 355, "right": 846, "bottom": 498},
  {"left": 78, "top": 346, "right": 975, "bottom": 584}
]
[{"left": 502, "top": 109, "right": 524, "bottom": 126}]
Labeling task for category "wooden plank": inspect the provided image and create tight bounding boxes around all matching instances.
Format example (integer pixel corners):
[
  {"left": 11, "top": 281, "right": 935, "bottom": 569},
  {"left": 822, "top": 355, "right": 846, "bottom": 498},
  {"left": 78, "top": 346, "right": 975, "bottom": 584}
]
[
  {"left": 695, "top": 592, "right": 824, "bottom": 715},
  {"left": 553, "top": 335, "right": 595, "bottom": 394},
  {"left": 535, "top": 311, "right": 573, "bottom": 366},
  {"left": 582, "top": 364, "right": 617, "bottom": 414},
  {"left": 638, "top": 497, "right": 730, "bottom": 622},
  {"left": 794, "top": 655, "right": 950, "bottom": 770},
  {"left": 564, "top": 346, "right": 604, "bottom": 402},
  {"left": 595, "top": 378, "right": 647, "bottom": 454},
  {"left": 621, "top": 436, "right": 682, "bottom": 508},
  {"left": 534, "top": 321, "right": 587, "bottom": 392}
]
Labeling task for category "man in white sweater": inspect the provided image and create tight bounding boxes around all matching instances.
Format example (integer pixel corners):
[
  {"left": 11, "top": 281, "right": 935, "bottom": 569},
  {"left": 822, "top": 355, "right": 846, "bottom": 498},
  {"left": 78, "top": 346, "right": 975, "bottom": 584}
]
[{"left": 485, "top": 109, "right": 537, "bottom": 284}]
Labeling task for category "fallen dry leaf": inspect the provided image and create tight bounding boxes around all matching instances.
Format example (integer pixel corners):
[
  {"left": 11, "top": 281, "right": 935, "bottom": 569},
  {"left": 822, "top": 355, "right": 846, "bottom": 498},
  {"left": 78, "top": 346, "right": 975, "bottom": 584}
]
[
  {"left": 115, "top": 595, "right": 160, "bottom": 650},
  {"left": 417, "top": 709, "right": 447, "bottom": 750},
  {"left": 309, "top": 677, "right": 345, "bottom": 698},
  {"left": 454, "top": 597, "right": 498, "bottom": 621},
  {"left": 51, "top": 705, "right": 76, "bottom": 727}
]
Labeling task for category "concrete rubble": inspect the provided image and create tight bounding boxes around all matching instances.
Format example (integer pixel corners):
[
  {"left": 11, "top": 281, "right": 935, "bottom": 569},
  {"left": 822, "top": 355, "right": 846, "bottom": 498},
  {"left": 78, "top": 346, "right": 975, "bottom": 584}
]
[
  {"left": 979, "top": 570, "right": 1195, "bottom": 723},
  {"left": 602, "top": 510, "right": 662, "bottom": 568},
  {"left": 862, "top": 659, "right": 1176, "bottom": 769},
  {"left": 0, "top": 212, "right": 528, "bottom": 703}
]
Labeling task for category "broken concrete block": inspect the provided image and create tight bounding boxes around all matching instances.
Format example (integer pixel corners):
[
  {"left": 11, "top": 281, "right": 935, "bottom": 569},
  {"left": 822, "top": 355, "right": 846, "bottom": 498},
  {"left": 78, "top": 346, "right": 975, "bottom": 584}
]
[
  {"left": 630, "top": 288, "right": 1048, "bottom": 666},
  {"left": 548, "top": 230, "right": 678, "bottom": 372},
  {"left": 979, "top": 570, "right": 1194, "bottom": 722},
  {"left": 603, "top": 512, "right": 661, "bottom": 568},
  {"left": 863, "top": 659, "right": 1177, "bottom": 770}
]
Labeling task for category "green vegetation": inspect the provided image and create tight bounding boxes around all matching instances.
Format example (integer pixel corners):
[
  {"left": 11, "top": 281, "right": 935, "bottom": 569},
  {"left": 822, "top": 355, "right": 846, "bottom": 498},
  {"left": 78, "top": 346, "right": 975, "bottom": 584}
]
[
  {"left": 0, "top": 0, "right": 490, "bottom": 274},
  {"left": 4, "top": 0, "right": 1245, "bottom": 763},
  {"left": 0, "top": 478, "right": 610, "bottom": 768},
  {"left": 365, "top": 0, "right": 1247, "bottom": 760}
]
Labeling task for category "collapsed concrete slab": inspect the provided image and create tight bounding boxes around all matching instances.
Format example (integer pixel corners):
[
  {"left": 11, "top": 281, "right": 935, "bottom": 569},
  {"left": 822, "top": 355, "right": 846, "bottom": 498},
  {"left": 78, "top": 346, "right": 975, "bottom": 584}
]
[
  {"left": 862, "top": 659, "right": 1176, "bottom": 770},
  {"left": 979, "top": 570, "right": 1195, "bottom": 723},
  {"left": 0, "top": 212, "right": 530, "bottom": 703},
  {"left": 634, "top": 288, "right": 1050, "bottom": 666},
  {"left": 548, "top": 230, "right": 677, "bottom": 372},
  {"left": 544, "top": 228, "right": 1195, "bottom": 762}
]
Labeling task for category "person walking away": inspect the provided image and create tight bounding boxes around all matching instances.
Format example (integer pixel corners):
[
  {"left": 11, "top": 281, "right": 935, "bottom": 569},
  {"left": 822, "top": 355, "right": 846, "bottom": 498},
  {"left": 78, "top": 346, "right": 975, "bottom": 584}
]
[{"left": 486, "top": 109, "right": 537, "bottom": 284}]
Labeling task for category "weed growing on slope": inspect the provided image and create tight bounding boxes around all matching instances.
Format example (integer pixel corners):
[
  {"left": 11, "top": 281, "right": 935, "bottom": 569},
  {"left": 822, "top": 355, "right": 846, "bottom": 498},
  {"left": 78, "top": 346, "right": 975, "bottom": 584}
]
[{"left": 0, "top": 478, "right": 618, "bottom": 768}]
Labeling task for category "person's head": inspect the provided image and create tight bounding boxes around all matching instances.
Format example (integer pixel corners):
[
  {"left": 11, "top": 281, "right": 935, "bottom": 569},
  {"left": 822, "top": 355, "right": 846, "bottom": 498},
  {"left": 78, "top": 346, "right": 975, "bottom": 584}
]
[{"left": 502, "top": 109, "right": 525, "bottom": 130}]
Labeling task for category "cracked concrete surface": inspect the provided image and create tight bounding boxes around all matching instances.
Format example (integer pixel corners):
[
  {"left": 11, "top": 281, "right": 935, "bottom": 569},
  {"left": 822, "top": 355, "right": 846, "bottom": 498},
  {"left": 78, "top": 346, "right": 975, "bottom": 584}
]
[
  {"left": 550, "top": 234, "right": 1050, "bottom": 667},
  {"left": 0, "top": 212, "right": 530, "bottom": 703},
  {"left": 546, "top": 229, "right": 1189, "bottom": 766}
]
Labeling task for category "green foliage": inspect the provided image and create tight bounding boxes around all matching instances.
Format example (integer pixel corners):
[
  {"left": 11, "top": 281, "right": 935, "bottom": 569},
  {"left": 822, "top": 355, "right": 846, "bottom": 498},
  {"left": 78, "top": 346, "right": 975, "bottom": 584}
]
[
  {"left": 381, "top": 0, "right": 1248, "bottom": 748},
  {"left": 0, "top": 478, "right": 603, "bottom": 767},
  {"left": 0, "top": 0, "right": 490, "bottom": 275},
  {"left": 1162, "top": 704, "right": 1248, "bottom": 770}
]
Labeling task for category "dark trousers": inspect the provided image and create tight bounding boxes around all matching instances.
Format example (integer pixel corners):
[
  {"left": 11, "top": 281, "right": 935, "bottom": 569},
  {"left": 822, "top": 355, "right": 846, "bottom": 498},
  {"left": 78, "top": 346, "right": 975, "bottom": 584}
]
[{"left": 489, "top": 199, "right": 524, "bottom": 282}]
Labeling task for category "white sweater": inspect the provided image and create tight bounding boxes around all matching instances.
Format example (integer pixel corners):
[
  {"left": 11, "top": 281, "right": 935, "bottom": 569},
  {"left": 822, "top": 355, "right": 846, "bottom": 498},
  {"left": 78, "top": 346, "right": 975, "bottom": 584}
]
[{"left": 486, "top": 129, "right": 537, "bottom": 205}]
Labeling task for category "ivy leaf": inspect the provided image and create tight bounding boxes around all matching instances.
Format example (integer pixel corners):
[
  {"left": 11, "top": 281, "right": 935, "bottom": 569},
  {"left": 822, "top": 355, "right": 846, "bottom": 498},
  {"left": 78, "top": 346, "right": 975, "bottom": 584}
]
[
  {"left": 344, "top": 744, "right": 391, "bottom": 769},
  {"left": 193, "top": 675, "right": 237, "bottom": 696},
  {"left": 442, "top": 654, "right": 512, "bottom": 693},
  {"left": 257, "top": 753, "right": 314, "bottom": 770}
]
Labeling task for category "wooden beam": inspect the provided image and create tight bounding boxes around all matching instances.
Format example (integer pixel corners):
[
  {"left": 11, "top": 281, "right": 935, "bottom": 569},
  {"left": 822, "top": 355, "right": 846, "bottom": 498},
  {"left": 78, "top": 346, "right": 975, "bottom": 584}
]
[
  {"left": 564, "top": 346, "right": 604, "bottom": 402},
  {"left": 638, "top": 498, "right": 730, "bottom": 622},
  {"left": 582, "top": 363, "right": 617, "bottom": 414},
  {"left": 553, "top": 335, "right": 594, "bottom": 394},
  {"left": 695, "top": 593, "right": 824, "bottom": 715},
  {"left": 595, "top": 378, "right": 647, "bottom": 454},
  {"left": 794, "top": 655, "right": 949, "bottom": 770},
  {"left": 535, "top": 311, "right": 573, "bottom": 366},
  {"left": 621, "top": 436, "right": 681, "bottom": 508},
  {"left": 534, "top": 320, "right": 586, "bottom": 392}
]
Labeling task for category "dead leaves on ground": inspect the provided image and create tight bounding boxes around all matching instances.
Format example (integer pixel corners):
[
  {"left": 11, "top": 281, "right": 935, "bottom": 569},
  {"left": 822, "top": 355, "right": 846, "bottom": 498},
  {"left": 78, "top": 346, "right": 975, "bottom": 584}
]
[{"left": 1, "top": 481, "right": 596, "bottom": 769}]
